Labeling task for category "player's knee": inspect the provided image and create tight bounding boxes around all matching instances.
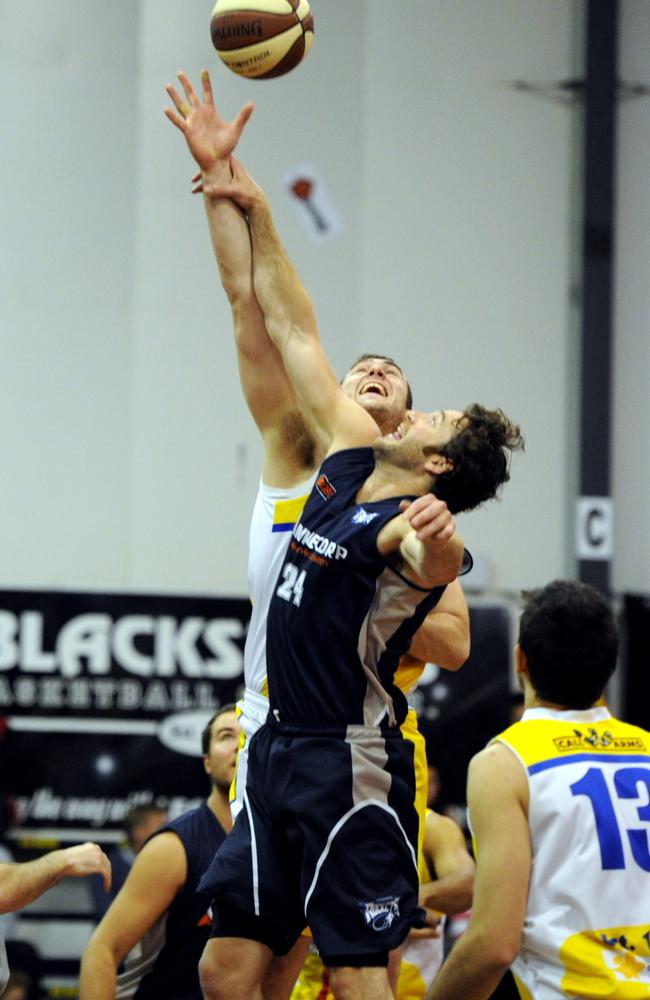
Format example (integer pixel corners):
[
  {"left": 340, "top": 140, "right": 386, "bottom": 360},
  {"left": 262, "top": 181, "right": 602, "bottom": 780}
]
[
  {"left": 199, "top": 949, "right": 237, "bottom": 1000},
  {"left": 328, "top": 965, "right": 390, "bottom": 1000}
]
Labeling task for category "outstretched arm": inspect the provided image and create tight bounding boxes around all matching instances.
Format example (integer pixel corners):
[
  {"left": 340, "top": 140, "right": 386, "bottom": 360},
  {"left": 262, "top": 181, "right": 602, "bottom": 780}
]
[
  {"left": 164, "top": 70, "right": 319, "bottom": 484},
  {"left": 0, "top": 843, "right": 111, "bottom": 913},
  {"left": 202, "top": 160, "right": 378, "bottom": 454}
]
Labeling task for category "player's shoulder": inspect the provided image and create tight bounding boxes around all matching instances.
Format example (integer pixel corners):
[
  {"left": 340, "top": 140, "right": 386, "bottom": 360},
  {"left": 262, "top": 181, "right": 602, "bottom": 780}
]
[
  {"left": 423, "top": 809, "right": 466, "bottom": 848},
  {"left": 469, "top": 740, "right": 526, "bottom": 789},
  {"left": 122, "top": 829, "right": 188, "bottom": 899}
]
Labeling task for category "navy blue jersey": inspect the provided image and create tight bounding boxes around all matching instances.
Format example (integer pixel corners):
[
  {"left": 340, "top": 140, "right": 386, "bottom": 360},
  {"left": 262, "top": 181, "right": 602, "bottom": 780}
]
[
  {"left": 265, "top": 448, "right": 450, "bottom": 732},
  {"left": 115, "top": 802, "right": 226, "bottom": 1000}
]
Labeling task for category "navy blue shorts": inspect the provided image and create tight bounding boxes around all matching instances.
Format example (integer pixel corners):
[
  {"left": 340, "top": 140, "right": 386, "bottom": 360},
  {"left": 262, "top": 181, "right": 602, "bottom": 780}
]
[{"left": 199, "top": 720, "right": 424, "bottom": 965}]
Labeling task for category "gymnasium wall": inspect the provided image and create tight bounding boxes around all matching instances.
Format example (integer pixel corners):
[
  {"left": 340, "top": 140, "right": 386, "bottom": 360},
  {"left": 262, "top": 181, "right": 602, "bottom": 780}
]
[{"left": 0, "top": 0, "right": 648, "bottom": 598}]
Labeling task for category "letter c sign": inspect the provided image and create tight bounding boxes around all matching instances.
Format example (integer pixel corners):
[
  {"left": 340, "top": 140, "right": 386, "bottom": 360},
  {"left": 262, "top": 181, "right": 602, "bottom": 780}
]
[{"left": 576, "top": 497, "right": 614, "bottom": 560}]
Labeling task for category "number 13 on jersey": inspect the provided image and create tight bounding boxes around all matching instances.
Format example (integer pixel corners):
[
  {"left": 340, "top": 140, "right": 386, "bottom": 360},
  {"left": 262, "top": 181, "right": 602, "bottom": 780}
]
[{"left": 571, "top": 764, "right": 650, "bottom": 871}]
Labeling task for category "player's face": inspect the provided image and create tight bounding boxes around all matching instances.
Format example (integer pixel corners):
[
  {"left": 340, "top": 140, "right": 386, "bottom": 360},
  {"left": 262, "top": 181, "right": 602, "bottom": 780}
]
[
  {"left": 204, "top": 710, "right": 241, "bottom": 792},
  {"left": 383, "top": 408, "right": 464, "bottom": 452},
  {"left": 341, "top": 357, "right": 409, "bottom": 433}
]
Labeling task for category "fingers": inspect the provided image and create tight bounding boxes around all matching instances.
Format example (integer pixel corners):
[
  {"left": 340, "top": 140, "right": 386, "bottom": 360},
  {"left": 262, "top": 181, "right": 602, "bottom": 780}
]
[
  {"left": 176, "top": 70, "right": 199, "bottom": 109},
  {"left": 200, "top": 68, "right": 215, "bottom": 106},
  {"left": 402, "top": 494, "right": 454, "bottom": 541},
  {"left": 233, "top": 101, "right": 255, "bottom": 138},
  {"left": 63, "top": 842, "right": 112, "bottom": 893},
  {"left": 101, "top": 851, "right": 112, "bottom": 893},
  {"left": 201, "top": 181, "right": 232, "bottom": 199},
  {"left": 164, "top": 71, "right": 200, "bottom": 128},
  {"left": 163, "top": 104, "right": 187, "bottom": 132},
  {"left": 164, "top": 81, "right": 189, "bottom": 131},
  {"left": 165, "top": 82, "right": 186, "bottom": 116},
  {"left": 408, "top": 925, "right": 442, "bottom": 940}
]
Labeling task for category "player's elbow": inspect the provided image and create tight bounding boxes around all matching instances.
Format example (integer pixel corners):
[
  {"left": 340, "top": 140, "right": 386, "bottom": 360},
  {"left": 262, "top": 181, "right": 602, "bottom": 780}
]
[
  {"left": 80, "top": 935, "right": 120, "bottom": 992},
  {"left": 491, "top": 939, "right": 520, "bottom": 972},
  {"left": 452, "top": 872, "right": 475, "bottom": 913},
  {"left": 474, "top": 927, "right": 521, "bottom": 972},
  {"left": 440, "top": 631, "right": 470, "bottom": 671},
  {"left": 439, "top": 565, "right": 461, "bottom": 586}
]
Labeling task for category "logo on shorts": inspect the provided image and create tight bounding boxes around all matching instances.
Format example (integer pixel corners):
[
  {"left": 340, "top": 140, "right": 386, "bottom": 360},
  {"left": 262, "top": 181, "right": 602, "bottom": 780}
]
[
  {"left": 316, "top": 474, "right": 336, "bottom": 500},
  {"left": 351, "top": 506, "right": 379, "bottom": 525},
  {"left": 359, "top": 896, "right": 400, "bottom": 932}
]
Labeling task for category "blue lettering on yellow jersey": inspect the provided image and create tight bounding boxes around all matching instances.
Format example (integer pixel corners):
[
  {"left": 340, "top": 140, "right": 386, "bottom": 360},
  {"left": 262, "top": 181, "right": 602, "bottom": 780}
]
[{"left": 493, "top": 707, "right": 650, "bottom": 999}]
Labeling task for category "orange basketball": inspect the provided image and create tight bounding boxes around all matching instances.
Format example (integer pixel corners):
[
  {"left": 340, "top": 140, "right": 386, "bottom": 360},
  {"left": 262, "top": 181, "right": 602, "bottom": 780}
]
[{"left": 210, "top": 0, "right": 314, "bottom": 80}]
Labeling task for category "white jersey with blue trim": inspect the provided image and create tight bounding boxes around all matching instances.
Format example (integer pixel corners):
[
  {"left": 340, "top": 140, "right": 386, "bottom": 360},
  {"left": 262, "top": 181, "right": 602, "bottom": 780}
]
[
  {"left": 244, "top": 473, "right": 316, "bottom": 697},
  {"left": 492, "top": 706, "right": 650, "bottom": 999}
]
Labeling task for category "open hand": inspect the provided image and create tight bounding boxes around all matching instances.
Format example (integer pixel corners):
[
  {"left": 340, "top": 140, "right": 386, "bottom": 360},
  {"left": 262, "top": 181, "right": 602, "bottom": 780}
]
[{"left": 164, "top": 69, "right": 253, "bottom": 171}]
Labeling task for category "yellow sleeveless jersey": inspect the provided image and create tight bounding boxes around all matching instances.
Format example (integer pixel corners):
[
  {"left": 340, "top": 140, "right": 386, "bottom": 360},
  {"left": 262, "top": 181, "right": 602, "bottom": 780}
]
[{"left": 493, "top": 706, "right": 650, "bottom": 999}]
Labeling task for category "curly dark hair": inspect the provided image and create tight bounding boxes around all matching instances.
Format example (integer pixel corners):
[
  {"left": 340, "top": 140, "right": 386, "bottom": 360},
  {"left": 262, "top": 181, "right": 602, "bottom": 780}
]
[
  {"left": 518, "top": 580, "right": 618, "bottom": 708},
  {"left": 430, "top": 403, "right": 524, "bottom": 514}
]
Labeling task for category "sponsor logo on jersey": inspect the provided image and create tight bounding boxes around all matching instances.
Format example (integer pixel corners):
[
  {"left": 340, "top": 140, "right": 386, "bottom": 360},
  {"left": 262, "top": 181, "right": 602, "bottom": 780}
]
[
  {"left": 292, "top": 521, "right": 348, "bottom": 561},
  {"left": 552, "top": 729, "right": 646, "bottom": 753},
  {"left": 351, "top": 506, "right": 379, "bottom": 525},
  {"left": 359, "top": 895, "right": 401, "bottom": 932},
  {"left": 316, "top": 474, "right": 336, "bottom": 500}
]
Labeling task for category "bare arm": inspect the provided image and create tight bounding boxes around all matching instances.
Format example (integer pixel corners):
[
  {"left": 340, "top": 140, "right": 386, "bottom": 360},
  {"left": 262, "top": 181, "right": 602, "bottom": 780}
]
[
  {"left": 419, "top": 811, "right": 474, "bottom": 914},
  {"left": 0, "top": 843, "right": 110, "bottom": 914},
  {"left": 79, "top": 832, "right": 186, "bottom": 1000},
  {"left": 164, "top": 70, "right": 318, "bottom": 485},
  {"left": 202, "top": 159, "right": 378, "bottom": 453},
  {"left": 408, "top": 581, "right": 470, "bottom": 671},
  {"left": 424, "top": 746, "right": 530, "bottom": 1000}
]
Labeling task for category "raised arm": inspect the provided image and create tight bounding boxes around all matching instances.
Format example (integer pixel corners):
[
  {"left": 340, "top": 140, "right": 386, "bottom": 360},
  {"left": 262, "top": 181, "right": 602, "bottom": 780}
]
[
  {"left": 0, "top": 842, "right": 110, "bottom": 913},
  {"left": 202, "top": 159, "right": 378, "bottom": 454},
  {"left": 164, "top": 70, "right": 318, "bottom": 484}
]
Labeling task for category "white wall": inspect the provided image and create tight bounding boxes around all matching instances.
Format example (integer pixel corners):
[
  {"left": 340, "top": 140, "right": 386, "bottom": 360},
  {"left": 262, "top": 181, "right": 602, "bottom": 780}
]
[
  {"left": 613, "top": 0, "right": 650, "bottom": 594},
  {"left": 0, "top": 0, "right": 138, "bottom": 588},
  {"left": 0, "top": 0, "right": 645, "bottom": 598},
  {"left": 359, "top": 1, "right": 582, "bottom": 590}
]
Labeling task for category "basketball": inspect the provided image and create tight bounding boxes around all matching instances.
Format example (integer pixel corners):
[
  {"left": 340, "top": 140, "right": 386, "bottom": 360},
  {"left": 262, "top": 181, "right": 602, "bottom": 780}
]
[{"left": 210, "top": 0, "right": 314, "bottom": 80}]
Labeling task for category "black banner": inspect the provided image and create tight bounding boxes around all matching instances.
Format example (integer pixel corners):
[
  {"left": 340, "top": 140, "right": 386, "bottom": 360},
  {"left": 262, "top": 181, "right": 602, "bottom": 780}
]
[{"left": 0, "top": 589, "right": 250, "bottom": 846}]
